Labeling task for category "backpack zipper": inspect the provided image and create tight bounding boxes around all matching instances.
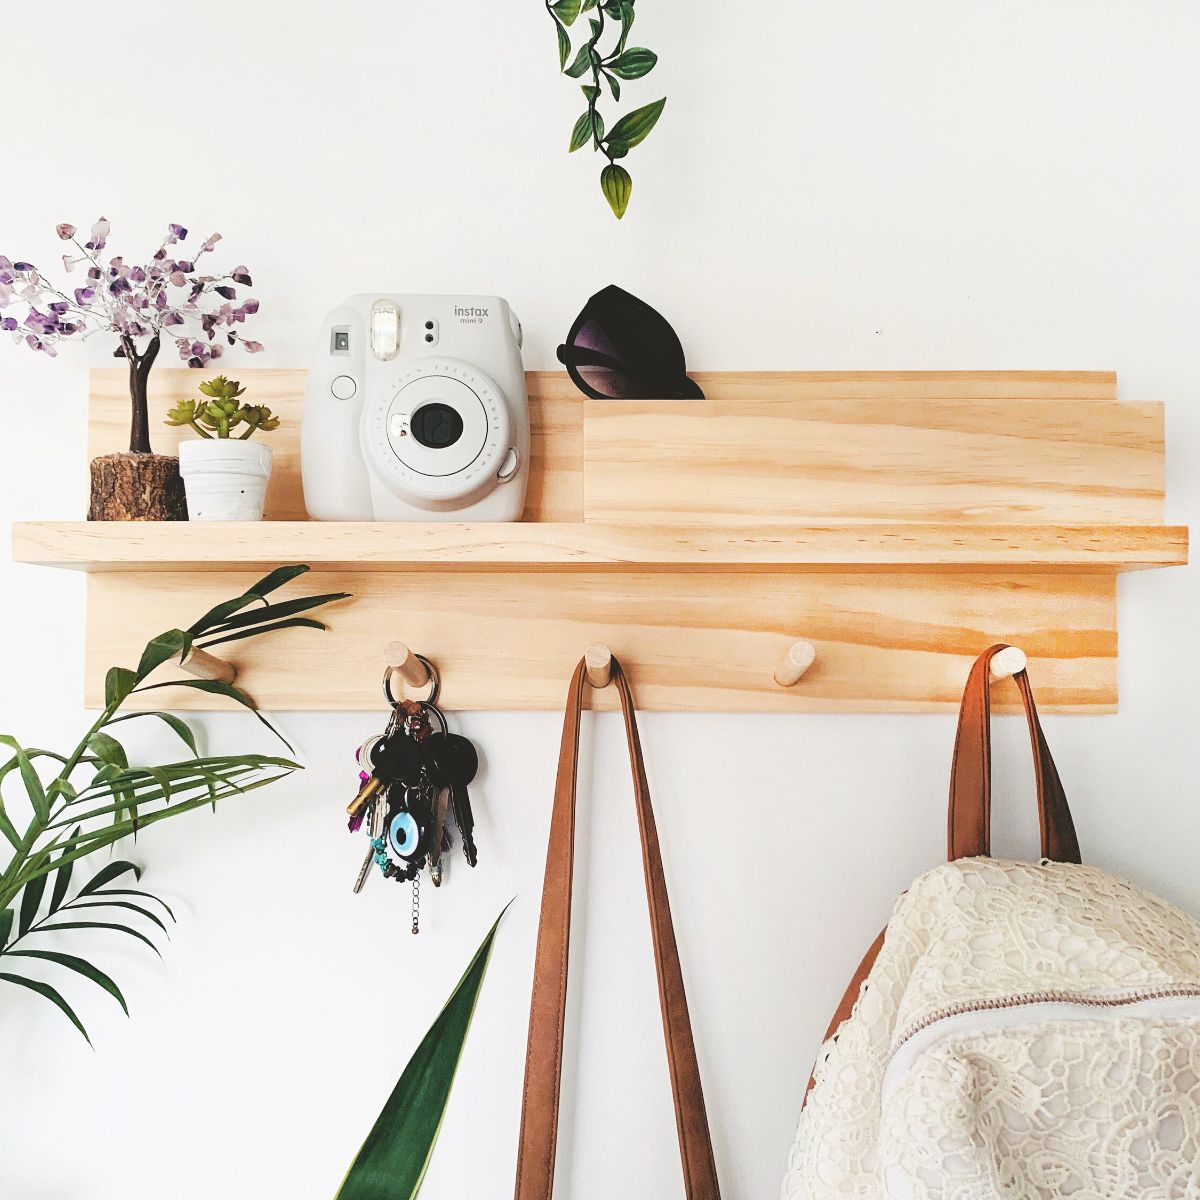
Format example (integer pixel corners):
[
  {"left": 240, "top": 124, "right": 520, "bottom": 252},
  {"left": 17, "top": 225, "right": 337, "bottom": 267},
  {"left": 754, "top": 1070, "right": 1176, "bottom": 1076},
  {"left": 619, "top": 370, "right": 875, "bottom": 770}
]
[{"left": 888, "top": 985, "right": 1200, "bottom": 1065}]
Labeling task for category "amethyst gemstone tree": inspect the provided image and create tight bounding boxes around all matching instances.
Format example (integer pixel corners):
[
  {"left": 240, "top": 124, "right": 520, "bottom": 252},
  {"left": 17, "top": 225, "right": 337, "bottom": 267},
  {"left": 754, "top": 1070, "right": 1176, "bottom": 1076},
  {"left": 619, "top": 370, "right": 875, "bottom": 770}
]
[{"left": 0, "top": 218, "right": 263, "bottom": 520}]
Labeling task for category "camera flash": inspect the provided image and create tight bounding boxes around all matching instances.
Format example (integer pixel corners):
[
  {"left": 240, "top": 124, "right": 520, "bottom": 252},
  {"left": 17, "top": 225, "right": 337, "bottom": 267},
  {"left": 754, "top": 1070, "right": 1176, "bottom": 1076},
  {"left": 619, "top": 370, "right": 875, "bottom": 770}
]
[{"left": 370, "top": 300, "right": 400, "bottom": 362}]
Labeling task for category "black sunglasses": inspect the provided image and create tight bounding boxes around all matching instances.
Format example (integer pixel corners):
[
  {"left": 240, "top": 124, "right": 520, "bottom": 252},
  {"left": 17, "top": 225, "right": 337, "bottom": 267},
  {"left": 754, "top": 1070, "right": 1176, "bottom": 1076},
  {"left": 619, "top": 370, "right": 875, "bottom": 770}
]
[{"left": 557, "top": 284, "right": 704, "bottom": 400}]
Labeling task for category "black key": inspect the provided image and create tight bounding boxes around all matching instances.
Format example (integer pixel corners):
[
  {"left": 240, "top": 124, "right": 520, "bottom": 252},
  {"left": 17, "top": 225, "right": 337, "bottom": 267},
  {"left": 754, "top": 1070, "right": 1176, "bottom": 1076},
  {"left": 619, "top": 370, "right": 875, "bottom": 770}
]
[{"left": 429, "top": 732, "right": 479, "bottom": 867}]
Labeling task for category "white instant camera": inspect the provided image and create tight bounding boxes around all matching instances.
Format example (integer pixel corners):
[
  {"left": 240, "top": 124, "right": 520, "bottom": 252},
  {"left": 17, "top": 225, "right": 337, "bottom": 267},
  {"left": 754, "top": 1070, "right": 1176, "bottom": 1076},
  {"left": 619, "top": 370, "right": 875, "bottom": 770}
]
[{"left": 302, "top": 294, "right": 530, "bottom": 521}]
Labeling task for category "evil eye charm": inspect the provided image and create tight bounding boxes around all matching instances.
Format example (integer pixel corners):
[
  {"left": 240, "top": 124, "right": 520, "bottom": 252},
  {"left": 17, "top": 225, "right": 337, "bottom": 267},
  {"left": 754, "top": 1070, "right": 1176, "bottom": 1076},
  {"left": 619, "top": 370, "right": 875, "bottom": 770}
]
[{"left": 389, "top": 811, "right": 423, "bottom": 861}]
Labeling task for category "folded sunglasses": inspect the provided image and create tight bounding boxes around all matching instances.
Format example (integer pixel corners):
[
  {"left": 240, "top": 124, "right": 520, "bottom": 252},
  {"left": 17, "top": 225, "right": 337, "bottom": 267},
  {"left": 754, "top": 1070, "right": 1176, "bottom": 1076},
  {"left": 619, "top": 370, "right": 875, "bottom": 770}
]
[{"left": 556, "top": 284, "right": 704, "bottom": 399}]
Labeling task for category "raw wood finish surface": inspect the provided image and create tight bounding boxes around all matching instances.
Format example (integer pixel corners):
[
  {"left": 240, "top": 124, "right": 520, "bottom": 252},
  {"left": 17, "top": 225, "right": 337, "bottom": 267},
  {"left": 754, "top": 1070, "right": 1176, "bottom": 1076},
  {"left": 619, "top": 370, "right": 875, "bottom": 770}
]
[
  {"left": 87, "top": 369, "right": 1116, "bottom": 523},
  {"left": 82, "top": 570, "right": 1117, "bottom": 713},
  {"left": 583, "top": 399, "right": 1165, "bottom": 525},
  {"left": 13, "top": 520, "right": 1188, "bottom": 573}
]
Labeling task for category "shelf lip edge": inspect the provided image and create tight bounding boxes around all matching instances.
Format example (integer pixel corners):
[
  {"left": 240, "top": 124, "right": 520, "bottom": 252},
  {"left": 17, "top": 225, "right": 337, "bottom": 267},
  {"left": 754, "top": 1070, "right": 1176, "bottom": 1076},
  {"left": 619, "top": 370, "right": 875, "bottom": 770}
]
[{"left": 11, "top": 520, "right": 1189, "bottom": 573}]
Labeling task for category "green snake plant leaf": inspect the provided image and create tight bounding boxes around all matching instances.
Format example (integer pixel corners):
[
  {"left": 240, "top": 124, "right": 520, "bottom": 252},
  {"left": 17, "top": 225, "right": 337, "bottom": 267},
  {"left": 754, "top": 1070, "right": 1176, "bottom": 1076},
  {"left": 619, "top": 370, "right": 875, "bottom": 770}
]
[
  {"left": 4, "top": 949, "right": 129, "bottom": 1015},
  {"left": 600, "top": 163, "right": 633, "bottom": 219},
  {"left": 602, "top": 69, "right": 621, "bottom": 101},
  {"left": 555, "top": 20, "right": 571, "bottom": 70},
  {"left": 0, "top": 972, "right": 92, "bottom": 1045},
  {"left": 335, "top": 906, "right": 508, "bottom": 1200}
]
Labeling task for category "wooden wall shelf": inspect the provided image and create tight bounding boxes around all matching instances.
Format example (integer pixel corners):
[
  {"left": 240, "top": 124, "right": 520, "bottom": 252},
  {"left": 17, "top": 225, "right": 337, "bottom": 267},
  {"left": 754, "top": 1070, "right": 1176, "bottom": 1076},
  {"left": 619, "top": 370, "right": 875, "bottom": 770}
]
[
  {"left": 9, "top": 368, "right": 1187, "bottom": 714},
  {"left": 12, "top": 520, "right": 1188, "bottom": 574}
]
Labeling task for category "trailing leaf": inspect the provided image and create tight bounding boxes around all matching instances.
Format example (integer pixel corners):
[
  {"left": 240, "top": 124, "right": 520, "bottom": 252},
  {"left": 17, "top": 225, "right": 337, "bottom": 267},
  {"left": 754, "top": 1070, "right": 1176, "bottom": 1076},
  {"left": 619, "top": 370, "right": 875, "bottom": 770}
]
[
  {"left": 564, "top": 43, "right": 592, "bottom": 78},
  {"left": 606, "top": 96, "right": 665, "bottom": 148},
  {"left": 607, "top": 47, "right": 657, "bottom": 79},
  {"left": 601, "top": 162, "right": 633, "bottom": 218},
  {"left": 550, "top": 0, "right": 581, "bottom": 24}
]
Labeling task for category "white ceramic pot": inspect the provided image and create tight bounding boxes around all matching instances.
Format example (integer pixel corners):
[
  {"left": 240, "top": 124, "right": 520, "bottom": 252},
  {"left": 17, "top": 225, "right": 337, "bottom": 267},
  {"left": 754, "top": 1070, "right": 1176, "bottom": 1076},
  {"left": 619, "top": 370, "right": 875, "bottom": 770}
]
[{"left": 178, "top": 439, "right": 273, "bottom": 521}]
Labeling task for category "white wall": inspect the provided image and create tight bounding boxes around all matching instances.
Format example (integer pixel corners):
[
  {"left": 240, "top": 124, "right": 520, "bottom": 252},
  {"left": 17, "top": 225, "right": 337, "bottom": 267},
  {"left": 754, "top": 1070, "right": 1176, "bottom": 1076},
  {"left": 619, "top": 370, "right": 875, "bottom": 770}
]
[{"left": 1, "top": 3, "right": 1197, "bottom": 1196}]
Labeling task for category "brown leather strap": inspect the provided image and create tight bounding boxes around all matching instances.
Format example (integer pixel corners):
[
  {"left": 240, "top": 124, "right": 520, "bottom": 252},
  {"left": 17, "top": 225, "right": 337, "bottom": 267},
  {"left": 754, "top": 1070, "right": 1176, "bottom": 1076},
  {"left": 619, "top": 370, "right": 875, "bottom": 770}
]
[
  {"left": 514, "top": 658, "right": 721, "bottom": 1200},
  {"left": 947, "top": 644, "right": 1081, "bottom": 864}
]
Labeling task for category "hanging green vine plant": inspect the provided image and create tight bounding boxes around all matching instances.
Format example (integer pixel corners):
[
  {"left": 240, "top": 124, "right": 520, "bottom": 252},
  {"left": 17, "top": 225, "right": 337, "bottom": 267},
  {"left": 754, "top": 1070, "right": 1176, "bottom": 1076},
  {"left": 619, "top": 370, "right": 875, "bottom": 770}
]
[{"left": 545, "top": 0, "right": 666, "bottom": 219}]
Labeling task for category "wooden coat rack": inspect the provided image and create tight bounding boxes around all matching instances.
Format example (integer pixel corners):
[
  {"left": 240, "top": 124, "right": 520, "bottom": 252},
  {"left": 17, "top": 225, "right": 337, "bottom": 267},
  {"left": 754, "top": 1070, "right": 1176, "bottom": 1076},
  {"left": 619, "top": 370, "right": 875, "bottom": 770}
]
[{"left": 11, "top": 369, "right": 1188, "bottom": 712}]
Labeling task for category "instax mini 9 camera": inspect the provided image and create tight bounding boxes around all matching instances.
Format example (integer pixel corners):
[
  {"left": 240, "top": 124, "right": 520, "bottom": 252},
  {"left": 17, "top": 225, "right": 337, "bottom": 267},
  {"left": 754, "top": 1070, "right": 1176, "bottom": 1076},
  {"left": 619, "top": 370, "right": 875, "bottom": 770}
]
[{"left": 302, "top": 294, "right": 530, "bottom": 520}]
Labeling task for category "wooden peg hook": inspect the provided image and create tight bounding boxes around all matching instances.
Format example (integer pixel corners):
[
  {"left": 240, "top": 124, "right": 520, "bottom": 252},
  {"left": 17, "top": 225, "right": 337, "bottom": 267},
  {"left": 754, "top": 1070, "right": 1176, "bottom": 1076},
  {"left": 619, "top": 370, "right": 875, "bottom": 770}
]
[
  {"left": 990, "top": 646, "right": 1027, "bottom": 681},
  {"left": 181, "top": 646, "right": 237, "bottom": 685},
  {"left": 383, "top": 641, "right": 431, "bottom": 688},
  {"left": 585, "top": 643, "right": 613, "bottom": 688},
  {"left": 773, "top": 640, "right": 816, "bottom": 687}
]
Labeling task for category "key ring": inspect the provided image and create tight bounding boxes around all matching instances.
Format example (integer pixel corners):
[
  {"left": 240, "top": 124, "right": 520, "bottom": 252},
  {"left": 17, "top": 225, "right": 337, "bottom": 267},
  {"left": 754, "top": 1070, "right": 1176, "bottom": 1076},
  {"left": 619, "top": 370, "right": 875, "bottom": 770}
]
[{"left": 383, "top": 654, "right": 440, "bottom": 708}]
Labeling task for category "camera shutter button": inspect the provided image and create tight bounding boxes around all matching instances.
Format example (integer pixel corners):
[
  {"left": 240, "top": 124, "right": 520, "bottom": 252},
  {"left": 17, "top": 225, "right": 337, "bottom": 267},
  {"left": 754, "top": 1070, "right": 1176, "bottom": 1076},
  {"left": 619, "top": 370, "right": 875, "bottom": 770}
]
[
  {"left": 497, "top": 447, "right": 520, "bottom": 482},
  {"left": 331, "top": 375, "right": 357, "bottom": 401}
]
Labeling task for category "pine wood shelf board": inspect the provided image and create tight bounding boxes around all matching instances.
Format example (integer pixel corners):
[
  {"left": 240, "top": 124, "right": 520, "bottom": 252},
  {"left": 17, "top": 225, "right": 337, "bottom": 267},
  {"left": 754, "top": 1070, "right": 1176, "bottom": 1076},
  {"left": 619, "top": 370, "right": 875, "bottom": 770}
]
[
  {"left": 87, "top": 369, "right": 1117, "bottom": 524},
  {"left": 12, "top": 521, "right": 1188, "bottom": 574},
  {"left": 583, "top": 399, "right": 1165, "bottom": 526},
  {"left": 83, "top": 570, "right": 1118, "bottom": 714}
]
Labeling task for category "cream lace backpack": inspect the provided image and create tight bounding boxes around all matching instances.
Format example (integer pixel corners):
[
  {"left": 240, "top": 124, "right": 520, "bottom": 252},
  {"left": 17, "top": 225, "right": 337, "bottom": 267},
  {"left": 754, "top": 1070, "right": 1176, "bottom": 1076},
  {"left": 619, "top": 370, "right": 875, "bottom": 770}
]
[{"left": 783, "top": 645, "right": 1200, "bottom": 1200}]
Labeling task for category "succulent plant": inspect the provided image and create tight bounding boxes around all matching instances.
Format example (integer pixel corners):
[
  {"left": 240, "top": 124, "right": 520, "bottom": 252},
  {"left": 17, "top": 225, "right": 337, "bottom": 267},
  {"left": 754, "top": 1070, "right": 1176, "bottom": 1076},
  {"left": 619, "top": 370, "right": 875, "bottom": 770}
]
[{"left": 164, "top": 376, "right": 280, "bottom": 440}]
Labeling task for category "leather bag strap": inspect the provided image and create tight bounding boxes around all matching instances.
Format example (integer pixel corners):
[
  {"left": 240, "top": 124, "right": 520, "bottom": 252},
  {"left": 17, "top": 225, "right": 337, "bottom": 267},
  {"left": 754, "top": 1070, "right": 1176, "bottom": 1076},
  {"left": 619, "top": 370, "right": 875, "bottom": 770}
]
[
  {"left": 513, "top": 658, "right": 722, "bottom": 1200},
  {"left": 947, "top": 644, "right": 1081, "bottom": 864}
]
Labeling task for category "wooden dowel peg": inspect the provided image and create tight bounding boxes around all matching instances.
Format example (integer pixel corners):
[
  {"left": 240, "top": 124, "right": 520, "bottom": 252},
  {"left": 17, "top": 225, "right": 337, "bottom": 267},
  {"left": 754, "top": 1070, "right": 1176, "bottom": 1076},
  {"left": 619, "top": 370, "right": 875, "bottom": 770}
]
[
  {"left": 181, "top": 646, "right": 238, "bottom": 685},
  {"left": 773, "top": 640, "right": 816, "bottom": 687},
  {"left": 990, "top": 646, "right": 1027, "bottom": 680},
  {"left": 383, "top": 641, "right": 431, "bottom": 689},
  {"left": 585, "top": 642, "right": 613, "bottom": 688}
]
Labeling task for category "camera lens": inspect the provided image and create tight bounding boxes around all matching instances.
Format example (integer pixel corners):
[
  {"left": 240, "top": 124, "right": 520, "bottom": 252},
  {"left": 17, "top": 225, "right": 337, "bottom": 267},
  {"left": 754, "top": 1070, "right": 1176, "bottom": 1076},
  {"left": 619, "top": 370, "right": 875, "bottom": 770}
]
[{"left": 410, "top": 402, "right": 464, "bottom": 450}]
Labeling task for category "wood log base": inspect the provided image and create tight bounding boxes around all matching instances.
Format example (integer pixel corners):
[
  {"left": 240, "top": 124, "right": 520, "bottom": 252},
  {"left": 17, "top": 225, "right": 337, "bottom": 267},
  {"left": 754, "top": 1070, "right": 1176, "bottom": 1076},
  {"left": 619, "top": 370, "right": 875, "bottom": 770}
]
[{"left": 88, "top": 453, "right": 187, "bottom": 522}]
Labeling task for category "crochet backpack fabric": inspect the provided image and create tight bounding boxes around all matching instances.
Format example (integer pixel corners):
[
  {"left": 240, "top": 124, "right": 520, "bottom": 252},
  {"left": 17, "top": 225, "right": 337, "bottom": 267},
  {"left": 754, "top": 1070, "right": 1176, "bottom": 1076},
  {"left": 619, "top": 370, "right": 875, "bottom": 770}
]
[{"left": 782, "top": 646, "right": 1200, "bottom": 1200}]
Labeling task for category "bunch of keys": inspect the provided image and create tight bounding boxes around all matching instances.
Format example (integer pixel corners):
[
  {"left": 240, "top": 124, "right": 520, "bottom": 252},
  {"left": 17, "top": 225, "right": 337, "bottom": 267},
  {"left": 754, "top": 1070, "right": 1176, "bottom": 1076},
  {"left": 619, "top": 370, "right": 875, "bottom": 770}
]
[{"left": 346, "top": 652, "right": 480, "bottom": 933}]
